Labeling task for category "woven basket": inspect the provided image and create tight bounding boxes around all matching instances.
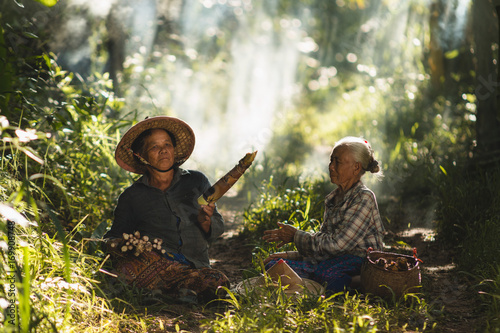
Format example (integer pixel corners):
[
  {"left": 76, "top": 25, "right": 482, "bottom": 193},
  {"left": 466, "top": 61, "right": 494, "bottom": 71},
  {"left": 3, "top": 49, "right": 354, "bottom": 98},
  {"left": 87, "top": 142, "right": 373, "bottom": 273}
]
[{"left": 360, "top": 250, "right": 421, "bottom": 299}]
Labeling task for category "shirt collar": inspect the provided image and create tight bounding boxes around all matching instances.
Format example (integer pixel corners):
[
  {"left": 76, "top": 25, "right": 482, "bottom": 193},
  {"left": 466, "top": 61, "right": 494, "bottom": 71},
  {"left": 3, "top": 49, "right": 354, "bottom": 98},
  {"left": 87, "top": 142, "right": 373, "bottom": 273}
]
[
  {"left": 326, "top": 180, "right": 364, "bottom": 204},
  {"left": 137, "top": 168, "right": 191, "bottom": 187}
]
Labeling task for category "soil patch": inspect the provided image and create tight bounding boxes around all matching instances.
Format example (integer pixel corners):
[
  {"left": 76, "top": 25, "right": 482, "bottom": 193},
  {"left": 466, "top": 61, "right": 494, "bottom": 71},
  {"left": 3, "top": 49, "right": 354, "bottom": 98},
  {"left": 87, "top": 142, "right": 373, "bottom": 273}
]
[{"left": 386, "top": 230, "right": 485, "bottom": 332}]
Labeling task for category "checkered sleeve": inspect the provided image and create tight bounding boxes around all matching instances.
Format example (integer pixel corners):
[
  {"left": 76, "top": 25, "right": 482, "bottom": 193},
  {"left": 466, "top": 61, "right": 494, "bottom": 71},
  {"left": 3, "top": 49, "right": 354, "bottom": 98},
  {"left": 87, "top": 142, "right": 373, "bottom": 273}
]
[{"left": 294, "top": 190, "right": 376, "bottom": 258}]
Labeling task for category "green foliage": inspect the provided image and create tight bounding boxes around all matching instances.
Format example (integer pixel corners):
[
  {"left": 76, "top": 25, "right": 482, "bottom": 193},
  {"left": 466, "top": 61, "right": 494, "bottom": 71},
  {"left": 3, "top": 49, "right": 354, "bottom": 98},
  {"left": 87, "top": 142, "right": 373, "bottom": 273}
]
[
  {"left": 434, "top": 164, "right": 500, "bottom": 273},
  {"left": 242, "top": 174, "right": 329, "bottom": 241},
  {"left": 0, "top": 6, "right": 145, "bottom": 330},
  {"left": 37, "top": 72, "right": 132, "bottom": 233},
  {"left": 34, "top": 0, "right": 58, "bottom": 7},
  {"left": 434, "top": 164, "right": 500, "bottom": 329},
  {"left": 3, "top": 53, "right": 131, "bottom": 237},
  {"left": 240, "top": 174, "right": 330, "bottom": 275},
  {"left": 201, "top": 287, "right": 435, "bottom": 332},
  {"left": 0, "top": 126, "right": 124, "bottom": 331},
  {"left": 1, "top": 0, "right": 135, "bottom": 236},
  {"left": 0, "top": 201, "right": 172, "bottom": 331}
]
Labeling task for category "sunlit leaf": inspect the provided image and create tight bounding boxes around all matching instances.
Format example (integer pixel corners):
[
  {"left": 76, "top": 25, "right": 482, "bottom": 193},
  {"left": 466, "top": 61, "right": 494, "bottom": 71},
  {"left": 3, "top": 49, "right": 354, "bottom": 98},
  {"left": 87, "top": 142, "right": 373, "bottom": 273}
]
[
  {"left": 439, "top": 165, "right": 447, "bottom": 176},
  {"left": 355, "top": 0, "right": 366, "bottom": 9},
  {"left": 444, "top": 49, "right": 459, "bottom": 59},
  {"left": 22, "top": 32, "right": 39, "bottom": 39},
  {"left": 390, "top": 141, "right": 401, "bottom": 163},
  {"left": 411, "top": 122, "right": 419, "bottom": 136},
  {"left": 15, "top": 128, "right": 38, "bottom": 142},
  {"left": 0, "top": 203, "right": 29, "bottom": 227},
  {"left": 34, "top": 0, "right": 58, "bottom": 7},
  {"left": 13, "top": 0, "right": 24, "bottom": 8},
  {"left": 21, "top": 146, "right": 44, "bottom": 164},
  {"left": 0, "top": 116, "right": 9, "bottom": 129}
]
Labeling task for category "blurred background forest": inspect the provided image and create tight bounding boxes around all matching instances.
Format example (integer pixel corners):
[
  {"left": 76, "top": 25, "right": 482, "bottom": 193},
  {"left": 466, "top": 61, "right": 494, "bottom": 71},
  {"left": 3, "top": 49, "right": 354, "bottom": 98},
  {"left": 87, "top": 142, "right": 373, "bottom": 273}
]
[{"left": 1, "top": 0, "right": 500, "bottom": 331}]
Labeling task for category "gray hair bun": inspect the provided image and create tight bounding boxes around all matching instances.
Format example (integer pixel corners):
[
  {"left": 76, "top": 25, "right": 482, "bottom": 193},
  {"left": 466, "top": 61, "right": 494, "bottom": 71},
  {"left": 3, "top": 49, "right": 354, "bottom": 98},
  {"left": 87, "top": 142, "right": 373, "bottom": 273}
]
[{"left": 367, "top": 159, "right": 380, "bottom": 173}]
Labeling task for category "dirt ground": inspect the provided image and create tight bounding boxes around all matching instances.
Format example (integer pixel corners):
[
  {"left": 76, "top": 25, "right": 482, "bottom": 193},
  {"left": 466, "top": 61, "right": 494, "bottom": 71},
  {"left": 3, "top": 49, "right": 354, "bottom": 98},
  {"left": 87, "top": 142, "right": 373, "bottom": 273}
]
[
  {"left": 384, "top": 229, "right": 485, "bottom": 332},
  {"left": 154, "top": 201, "right": 487, "bottom": 332}
]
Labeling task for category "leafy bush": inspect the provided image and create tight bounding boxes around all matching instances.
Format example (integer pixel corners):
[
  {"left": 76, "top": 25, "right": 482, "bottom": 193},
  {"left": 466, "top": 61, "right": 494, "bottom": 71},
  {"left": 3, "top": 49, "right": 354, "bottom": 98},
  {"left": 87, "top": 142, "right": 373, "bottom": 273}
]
[
  {"left": 434, "top": 163, "right": 500, "bottom": 329},
  {"left": 434, "top": 164, "right": 500, "bottom": 274},
  {"left": 242, "top": 176, "right": 329, "bottom": 238},
  {"left": 0, "top": 118, "right": 124, "bottom": 331},
  {"left": 0, "top": 13, "right": 143, "bottom": 330}
]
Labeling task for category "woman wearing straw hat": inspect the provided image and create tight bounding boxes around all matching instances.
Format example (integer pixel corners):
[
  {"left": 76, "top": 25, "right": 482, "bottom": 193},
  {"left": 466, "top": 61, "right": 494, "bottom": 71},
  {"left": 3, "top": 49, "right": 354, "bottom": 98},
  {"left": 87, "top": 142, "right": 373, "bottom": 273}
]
[
  {"left": 103, "top": 116, "right": 228, "bottom": 303},
  {"left": 262, "top": 136, "right": 385, "bottom": 293}
]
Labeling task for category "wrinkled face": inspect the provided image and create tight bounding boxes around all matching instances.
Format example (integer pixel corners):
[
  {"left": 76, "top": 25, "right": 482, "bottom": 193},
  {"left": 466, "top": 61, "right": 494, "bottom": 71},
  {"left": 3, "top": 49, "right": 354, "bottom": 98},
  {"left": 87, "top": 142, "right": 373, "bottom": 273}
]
[
  {"left": 329, "top": 146, "right": 357, "bottom": 187},
  {"left": 141, "top": 129, "right": 175, "bottom": 171}
]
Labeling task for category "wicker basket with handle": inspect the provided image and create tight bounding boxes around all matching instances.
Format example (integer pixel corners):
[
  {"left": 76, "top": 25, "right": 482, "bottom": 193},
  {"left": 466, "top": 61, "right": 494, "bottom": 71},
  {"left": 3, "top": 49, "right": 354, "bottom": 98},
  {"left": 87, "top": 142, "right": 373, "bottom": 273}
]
[{"left": 360, "top": 249, "right": 421, "bottom": 299}]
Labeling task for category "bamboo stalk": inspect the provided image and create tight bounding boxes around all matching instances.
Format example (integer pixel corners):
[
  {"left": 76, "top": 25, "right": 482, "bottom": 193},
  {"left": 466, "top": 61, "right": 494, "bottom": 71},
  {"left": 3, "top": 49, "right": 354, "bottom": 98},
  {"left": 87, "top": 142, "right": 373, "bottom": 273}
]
[{"left": 198, "top": 151, "right": 257, "bottom": 205}]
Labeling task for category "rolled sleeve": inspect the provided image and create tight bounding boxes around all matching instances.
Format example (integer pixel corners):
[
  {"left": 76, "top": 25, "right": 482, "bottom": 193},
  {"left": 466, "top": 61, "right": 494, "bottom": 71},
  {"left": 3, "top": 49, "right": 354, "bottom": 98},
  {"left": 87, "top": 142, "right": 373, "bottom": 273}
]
[
  {"left": 207, "top": 209, "right": 224, "bottom": 241},
  {"left": 294, "top": 182, "right": 384, "bottom": 260}
]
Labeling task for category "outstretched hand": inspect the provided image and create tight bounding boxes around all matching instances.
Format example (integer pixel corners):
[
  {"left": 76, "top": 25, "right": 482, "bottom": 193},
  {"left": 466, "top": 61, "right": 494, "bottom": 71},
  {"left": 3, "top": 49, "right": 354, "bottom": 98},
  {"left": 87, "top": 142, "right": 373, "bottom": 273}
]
[
  {"left": 198, "top": 202, "right": 215, "bottom": 233},
  {"left": 262, "top": 222, "right": 297, "bottom": 248}
]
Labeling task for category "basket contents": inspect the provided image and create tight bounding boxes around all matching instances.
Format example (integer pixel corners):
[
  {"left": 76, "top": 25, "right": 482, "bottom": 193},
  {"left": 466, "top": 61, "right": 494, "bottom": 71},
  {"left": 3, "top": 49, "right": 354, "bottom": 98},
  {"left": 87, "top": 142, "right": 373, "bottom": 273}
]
[
  {"left": 360, "top": 249, "right": 421, "bottom": 299},
  {"left": 375, "top": 257, "right": 416, "bottom": 271}
]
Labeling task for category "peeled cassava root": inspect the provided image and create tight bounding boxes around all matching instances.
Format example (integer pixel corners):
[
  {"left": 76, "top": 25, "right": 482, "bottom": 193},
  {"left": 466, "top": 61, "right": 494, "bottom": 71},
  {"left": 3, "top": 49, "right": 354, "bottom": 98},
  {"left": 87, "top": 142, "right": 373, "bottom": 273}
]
[{"left": 117, "top": 231, "right": 165, "bottom": 256}]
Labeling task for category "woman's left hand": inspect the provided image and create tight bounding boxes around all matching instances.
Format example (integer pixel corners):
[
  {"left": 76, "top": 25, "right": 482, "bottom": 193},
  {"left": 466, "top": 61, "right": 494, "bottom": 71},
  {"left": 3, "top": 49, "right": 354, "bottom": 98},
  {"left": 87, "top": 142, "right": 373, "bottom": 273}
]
[
  {"left": 262, "top": 222, "right": 297, "bottom": 248},
  {"left": 198, "top": 202, "right": 215, "bottom": 233}
]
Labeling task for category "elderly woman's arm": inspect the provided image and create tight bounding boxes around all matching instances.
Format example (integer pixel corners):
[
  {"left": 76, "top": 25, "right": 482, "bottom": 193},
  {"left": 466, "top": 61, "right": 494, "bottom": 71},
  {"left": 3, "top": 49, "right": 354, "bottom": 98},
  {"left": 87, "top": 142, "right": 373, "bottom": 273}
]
[
  {"left": 294, "top": 190, "right": 380, "bottom": 258},
  {"left": 263, "top": 222, "right": 297, "bottom": 247}
]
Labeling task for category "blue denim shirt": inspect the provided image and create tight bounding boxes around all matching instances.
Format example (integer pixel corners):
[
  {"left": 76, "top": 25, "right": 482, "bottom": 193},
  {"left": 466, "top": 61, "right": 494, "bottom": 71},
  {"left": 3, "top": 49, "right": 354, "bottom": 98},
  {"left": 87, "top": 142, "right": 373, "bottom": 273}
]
[{"left": 103, "top": 168, "right": 224, "bottom": 268}]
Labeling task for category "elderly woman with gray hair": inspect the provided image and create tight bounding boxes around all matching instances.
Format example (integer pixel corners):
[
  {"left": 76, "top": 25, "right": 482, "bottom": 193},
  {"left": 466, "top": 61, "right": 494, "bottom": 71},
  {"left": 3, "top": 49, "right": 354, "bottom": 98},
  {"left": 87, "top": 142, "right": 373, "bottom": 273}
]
[{"left": 262, "top": 136, "right": 385, "bottom": 293}]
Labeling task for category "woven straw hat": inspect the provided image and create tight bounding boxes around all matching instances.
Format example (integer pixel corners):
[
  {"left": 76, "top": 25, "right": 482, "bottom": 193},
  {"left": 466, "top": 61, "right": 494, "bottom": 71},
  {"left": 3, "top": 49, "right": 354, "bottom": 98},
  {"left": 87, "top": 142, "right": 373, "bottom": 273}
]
[
  {"left": 115, "top": 116, "right": 195, "bottom": 174},
  {"left": 234, "top": 260, "right": 325, "bottom": 296}
]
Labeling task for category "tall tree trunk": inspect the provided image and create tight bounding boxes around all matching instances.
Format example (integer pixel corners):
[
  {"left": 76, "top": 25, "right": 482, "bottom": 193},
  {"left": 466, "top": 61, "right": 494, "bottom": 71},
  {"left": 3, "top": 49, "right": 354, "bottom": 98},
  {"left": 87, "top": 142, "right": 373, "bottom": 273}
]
[{"left": 473, "top": 0, "right": 500, "bottom": 165}]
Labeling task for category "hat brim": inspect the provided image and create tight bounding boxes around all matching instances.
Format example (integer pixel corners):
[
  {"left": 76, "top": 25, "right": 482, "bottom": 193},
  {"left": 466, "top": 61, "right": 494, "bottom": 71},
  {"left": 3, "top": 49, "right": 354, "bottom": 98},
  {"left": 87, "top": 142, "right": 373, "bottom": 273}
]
[
  {"left": 234, "top": 276, "right": 325, "bottom": 296},
  {"left": 115, "top": 116, "right": 195, "bottom": 174}
]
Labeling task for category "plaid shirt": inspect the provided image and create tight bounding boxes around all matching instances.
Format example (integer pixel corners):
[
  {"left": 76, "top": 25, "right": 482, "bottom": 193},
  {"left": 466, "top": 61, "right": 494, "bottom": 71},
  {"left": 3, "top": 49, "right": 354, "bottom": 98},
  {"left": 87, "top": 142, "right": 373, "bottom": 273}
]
[{"left": 294, "top": 181, "right": 384, "bottom": 262}]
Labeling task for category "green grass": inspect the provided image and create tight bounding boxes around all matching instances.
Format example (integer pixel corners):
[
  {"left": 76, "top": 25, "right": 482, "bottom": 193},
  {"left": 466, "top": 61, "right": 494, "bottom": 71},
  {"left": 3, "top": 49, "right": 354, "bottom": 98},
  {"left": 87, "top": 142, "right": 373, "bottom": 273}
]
[{"left": 201, "top": 286, "right": 436, "bottom": 332}]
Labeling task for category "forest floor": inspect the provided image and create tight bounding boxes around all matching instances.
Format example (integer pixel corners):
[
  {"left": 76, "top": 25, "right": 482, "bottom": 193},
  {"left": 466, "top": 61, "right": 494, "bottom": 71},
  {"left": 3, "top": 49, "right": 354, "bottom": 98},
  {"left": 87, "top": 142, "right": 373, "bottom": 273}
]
[{"left": 151, "top": 198, "right": 486, "bottom": 332}]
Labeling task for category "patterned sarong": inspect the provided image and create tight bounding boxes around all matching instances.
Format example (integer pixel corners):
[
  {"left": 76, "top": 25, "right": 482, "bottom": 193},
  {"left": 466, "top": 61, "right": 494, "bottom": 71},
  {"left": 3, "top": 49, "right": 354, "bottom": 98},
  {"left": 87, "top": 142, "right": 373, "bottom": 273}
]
[{"left": 112, "top": 250, "right": 229, "bottom": 302}]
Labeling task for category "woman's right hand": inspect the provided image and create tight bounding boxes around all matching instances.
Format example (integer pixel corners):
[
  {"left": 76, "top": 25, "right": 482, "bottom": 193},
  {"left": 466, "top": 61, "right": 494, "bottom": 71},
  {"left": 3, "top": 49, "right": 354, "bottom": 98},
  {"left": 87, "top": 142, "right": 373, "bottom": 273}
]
[{"left": 263, "top": 251, "right": 288, "bottom": 264}]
